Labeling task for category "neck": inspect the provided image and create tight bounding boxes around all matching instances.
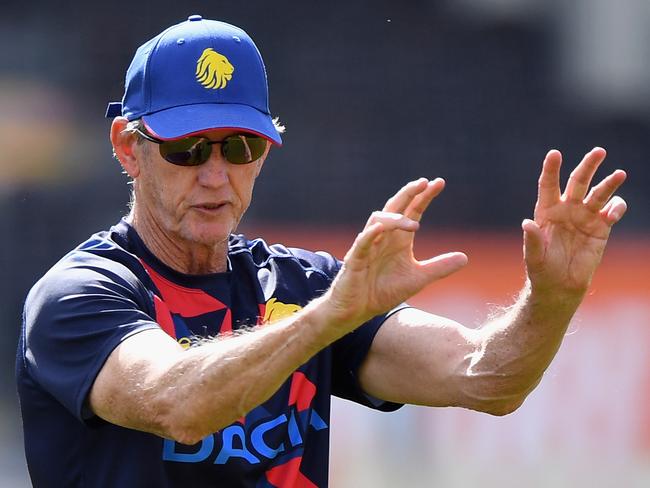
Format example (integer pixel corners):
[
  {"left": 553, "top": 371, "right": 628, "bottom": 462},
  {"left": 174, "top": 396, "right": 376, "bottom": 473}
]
[{"left": 128, "top": 207, "right": 229, "bottom": 275}]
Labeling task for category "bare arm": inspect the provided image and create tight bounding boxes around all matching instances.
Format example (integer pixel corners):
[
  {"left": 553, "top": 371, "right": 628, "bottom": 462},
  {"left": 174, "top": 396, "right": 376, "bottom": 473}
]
[
  {"left": 359, "top": 284, "right": 578, "bottom": 415},
  {"left": 90, "top": 296, "right": 354, "bottom": 445},
  {"left": 359, "top": 147, "right": 627, "bottom": 414}
]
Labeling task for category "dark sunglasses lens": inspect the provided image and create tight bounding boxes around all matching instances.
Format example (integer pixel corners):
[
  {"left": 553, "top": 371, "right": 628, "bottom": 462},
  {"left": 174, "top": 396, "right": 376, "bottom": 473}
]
[
  {"left": 160, "top": 138, "right": 211, "bottom": 166},
  {"left": 222, "top": 136, "right": 266, "bottom": 164}
]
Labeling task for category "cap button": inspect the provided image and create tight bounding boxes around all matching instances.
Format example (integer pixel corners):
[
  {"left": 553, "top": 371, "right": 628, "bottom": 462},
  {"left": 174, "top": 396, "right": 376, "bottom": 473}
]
[{"left": 188, "top": 15, "right": 203, "bottom": 22}]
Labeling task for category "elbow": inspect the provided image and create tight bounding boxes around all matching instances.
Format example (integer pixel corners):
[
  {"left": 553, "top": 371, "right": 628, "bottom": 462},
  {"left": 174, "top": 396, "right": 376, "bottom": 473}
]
[
  {"left": 479, "top": 395, "right": 526, "bottom": 417},
  {"left": 464, "top": 390, "right": 529, "bottom": 417},
  {"left": 165, "top": 424, "right": 208, "bottom": 446},
  {"left": 155, "top": 398, "right": 236, "bottom": 446},
  {"left": 157, "top": 406, "right": 217, "bottom": 446},
  {"left": 142, "top": 394, "right": 205, "bottom": 445},
  {"left": 458, "top": 351, "right": 542, "bottom": 416},
  {"left": 458, "top": 370, "right": 537, "bottom": 417},
  {"left": 158, "top": 412, "right": 212, "bottom": 446}
]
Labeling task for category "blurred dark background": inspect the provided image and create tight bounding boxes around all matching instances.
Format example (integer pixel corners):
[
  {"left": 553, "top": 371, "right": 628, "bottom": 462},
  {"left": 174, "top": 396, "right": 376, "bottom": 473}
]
[{"left": 1, "top": 1, "right": 648, "bottom": 484}]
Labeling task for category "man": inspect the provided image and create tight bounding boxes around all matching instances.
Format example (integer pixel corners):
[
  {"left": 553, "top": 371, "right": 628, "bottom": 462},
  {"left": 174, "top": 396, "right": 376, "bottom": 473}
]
[{"left": 16, "top": 15, "right": 627, "bottom": 488}]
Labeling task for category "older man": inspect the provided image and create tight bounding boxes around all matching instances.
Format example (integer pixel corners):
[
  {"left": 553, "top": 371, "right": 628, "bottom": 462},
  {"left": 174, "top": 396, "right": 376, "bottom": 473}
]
[{"left": 17, "top": 15, "right": 627, "bottom": 488}]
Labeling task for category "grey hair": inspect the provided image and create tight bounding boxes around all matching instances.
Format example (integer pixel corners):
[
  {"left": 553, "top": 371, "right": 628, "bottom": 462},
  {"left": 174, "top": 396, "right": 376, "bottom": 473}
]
[
  {"left": 121, "top": 119, "right": 146, "bottom": 142},
  {"left": 271, "top": 117, "right": 286, "bottom": 134}
]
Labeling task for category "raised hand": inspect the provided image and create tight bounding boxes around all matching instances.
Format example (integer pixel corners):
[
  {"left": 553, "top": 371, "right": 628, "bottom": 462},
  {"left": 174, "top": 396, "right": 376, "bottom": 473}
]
[
  {"left": 522, "top": 147, "right": 627, "bottom": 296},
  {"left": 325, "top": 178, "right": 468, "bottom": 327}
]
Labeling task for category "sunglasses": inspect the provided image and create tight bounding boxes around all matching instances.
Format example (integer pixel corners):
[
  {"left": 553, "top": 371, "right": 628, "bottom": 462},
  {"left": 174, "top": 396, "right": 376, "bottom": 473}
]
[{"left": 135, "top": 128, "right": 267, "bottom": 166}]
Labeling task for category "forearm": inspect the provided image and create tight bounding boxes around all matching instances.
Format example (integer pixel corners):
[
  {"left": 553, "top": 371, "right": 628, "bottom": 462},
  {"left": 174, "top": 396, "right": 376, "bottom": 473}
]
[
  {"left": 463, "top": 280, "right": 583, "bottom": 413},
  {"left": 357, "top": 280, "right": 585, "bottom": 416},
  {"left": 92, "top": 294, "right": 352, "bottom": 444},
  {"left": 163, "top": 297, "right": 346, "bottom": 442}
]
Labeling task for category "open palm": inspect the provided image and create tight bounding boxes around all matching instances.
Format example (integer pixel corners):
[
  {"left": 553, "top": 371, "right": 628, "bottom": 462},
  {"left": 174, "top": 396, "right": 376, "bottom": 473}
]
[
  {"left": 327, "top": 178, "right": 467, "bottom": 328},
  {"left": 522, "top": 147, "right": 627, "bottom": 295}
]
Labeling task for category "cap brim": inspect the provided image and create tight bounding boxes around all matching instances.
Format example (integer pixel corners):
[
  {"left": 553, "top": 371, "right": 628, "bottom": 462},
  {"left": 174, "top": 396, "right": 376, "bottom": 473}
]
[{"left": 142, "top": 103, "right": 282, "bottom": 145}]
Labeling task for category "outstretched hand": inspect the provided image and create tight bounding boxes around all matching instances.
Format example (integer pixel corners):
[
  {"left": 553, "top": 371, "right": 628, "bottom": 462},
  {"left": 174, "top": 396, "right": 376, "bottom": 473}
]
[
  {"left": 326, "top": 178, "right": 468, "bottom": 328},
  {"left": 522, "top": 147, "right": 627, "bottom": 297}
]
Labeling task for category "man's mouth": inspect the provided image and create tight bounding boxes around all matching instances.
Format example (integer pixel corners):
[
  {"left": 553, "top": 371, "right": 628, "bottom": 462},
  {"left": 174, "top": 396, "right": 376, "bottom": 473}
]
[{"left": 192, "top": 202, "right": 229, "bottom": 212}]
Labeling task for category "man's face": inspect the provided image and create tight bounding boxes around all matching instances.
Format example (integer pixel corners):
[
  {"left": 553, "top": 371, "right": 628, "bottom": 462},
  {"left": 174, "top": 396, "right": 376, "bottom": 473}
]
[{"left": 133, "top": 128, "right": 269, "bottom": 247}]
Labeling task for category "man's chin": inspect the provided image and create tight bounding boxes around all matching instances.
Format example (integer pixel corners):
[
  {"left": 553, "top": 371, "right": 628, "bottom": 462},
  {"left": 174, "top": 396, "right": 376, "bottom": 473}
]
[{"left": 181, "top": 223, "right": 233, "bottom": 247}]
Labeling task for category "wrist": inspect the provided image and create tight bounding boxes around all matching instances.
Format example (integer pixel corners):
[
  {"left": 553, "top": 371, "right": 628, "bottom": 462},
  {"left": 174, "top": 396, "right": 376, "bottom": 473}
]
[
  {"left": 525, "top": 279, "right": 585, "bottom": 313},
  {"left": 296, "top": 293, "right": 363, "bottom": 351}
]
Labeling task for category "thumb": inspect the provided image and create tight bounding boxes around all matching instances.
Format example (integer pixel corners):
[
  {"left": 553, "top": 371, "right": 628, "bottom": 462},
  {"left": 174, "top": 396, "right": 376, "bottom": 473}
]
[
  {"left": 419, "top": 252, "right": 468, "bottom": 283},
  {"left": 522, "top": 218, "right": 545, "bottom": 271}
]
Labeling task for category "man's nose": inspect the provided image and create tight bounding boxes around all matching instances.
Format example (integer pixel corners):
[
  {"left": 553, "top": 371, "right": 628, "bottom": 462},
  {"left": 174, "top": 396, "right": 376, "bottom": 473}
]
[{"left": 196, "top": 146, "right": 230, "bottom": 187}]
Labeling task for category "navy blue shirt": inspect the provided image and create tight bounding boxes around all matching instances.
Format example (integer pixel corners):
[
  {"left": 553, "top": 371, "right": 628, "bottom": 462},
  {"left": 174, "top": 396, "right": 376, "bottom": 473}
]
[{"left": 17, "top": 220, "right": 401, "bottom": 487}]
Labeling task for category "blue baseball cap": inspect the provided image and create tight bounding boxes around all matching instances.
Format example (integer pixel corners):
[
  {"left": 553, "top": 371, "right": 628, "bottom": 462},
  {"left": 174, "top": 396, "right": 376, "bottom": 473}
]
[{"left": 106, "top": 15, "right": 282, "bottom": 145}]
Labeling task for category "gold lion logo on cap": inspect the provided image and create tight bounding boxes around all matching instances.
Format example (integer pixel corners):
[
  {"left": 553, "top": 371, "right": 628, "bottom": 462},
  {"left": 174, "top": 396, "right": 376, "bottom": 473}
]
[{"left": 196, "top": 48, "right": 234, "bottom": 89}]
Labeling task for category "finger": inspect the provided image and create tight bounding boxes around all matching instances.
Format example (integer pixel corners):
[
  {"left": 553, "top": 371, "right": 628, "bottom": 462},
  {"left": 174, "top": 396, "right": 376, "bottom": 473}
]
[
  {"left": 367, "top": 211, "right": 420, "bottom": 233},
  {"left": 536, "top": 149, "right": 562, "bottom": 209},
  {"left": 563, "top": 147, "right": 607, "bottom": 202},
  {"left": 418, "top": 252, "right": 468, "bottom": 281},
  {"left": 600, "top": 196, "right": 627, "bottom": 226},
  {"left": 404, "top": 178, "right": 446, "bottom": 222},
  {"left": 521, "top": 218, "right": 545, "bottom": 271},
  {"left": 344, "top": 222, "right": 385, "bottom": 263},
  {"left": 382, "top": 178, "right": 429, "bottom": 214},
  {"left": 584, "top": 169, "right": 627, "bottom": 212}
]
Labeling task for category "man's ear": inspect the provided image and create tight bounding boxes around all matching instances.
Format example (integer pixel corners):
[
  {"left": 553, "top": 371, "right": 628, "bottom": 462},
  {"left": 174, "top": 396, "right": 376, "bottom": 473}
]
[{"left": 110, "top": 117, "right": 141, "bottom": 178}]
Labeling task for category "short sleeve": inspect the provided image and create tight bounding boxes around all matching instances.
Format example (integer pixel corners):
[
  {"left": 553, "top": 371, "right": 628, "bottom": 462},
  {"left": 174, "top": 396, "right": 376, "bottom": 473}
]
[
  {"left": 330, "top": 307, "right": 406, "bottom": 411},
  {"left": 21, "top": 253, "right": 160, "bottom": 421},
  {"left": 291, "top": 249, "right": 405, "bottom": 411}
]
